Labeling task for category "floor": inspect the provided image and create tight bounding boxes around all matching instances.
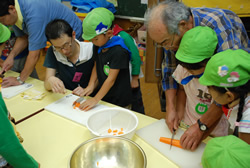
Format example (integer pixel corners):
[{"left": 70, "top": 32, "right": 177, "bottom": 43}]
[{"left": 36, "top": 50, "right": 166, "bottom": 120}]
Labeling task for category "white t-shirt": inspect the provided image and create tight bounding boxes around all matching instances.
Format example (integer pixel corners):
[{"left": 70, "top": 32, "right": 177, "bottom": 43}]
[
  {"left": 173, "top": 65, "right": 228, "bottom": 137},
  {"left": 226, "top": 95, "right": 250, "bottom": 133}
]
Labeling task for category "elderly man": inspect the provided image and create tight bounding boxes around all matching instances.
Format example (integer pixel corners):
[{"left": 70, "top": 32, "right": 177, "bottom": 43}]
[{"left": 145, "top": 1, "right": 250, "bottom": 150}]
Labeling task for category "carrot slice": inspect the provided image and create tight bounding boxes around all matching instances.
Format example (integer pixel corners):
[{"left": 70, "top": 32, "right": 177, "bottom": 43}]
[
  {"left": 118, "top": 131, "right": 124, "bottom": 135},
  {"left": 108, "top": 128, "right": 112, "bottom": 133},
  {"left": 159, "top": 137, "right": 183, "bottom": 149},
  {"left": 121, "top": 128, "right": 123, "bottom": 131},
  {"left": 113, "top": 129, "right": 118, "bottom": 133}
]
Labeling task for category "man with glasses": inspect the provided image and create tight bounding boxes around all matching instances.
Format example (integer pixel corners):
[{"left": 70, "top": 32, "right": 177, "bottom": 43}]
[
  {"left": 145, "top": 1, "right": 250, "bottom": 150},
  {"left": 44, "top": 19, "right": 94, "bottom": 95},
  {"left": 0, "top": 0, "right": 82, "bottom": 87}
]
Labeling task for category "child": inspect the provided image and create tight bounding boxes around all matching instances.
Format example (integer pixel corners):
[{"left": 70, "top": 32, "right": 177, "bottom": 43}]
[
  {"left": 172, "top": 26, "right": 228, "bottom": 139},
  {"left": 199, "top": 49, "right": 250, "bottom": 144},
  {"left": 202, "top": 135, "right": 250, "bottom": 168},
  {"left": 112, "top": 23, "right": 145, "bottom": 114},
  {"left": 79, "top": 8, "right": 132, "bottom": 110},
  {"left": 0, "top": 24, "right": 39, "bottom": 168}
]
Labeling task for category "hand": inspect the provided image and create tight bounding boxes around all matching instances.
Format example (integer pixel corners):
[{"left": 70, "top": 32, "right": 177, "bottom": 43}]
[
  {"left": 72, "top": 86, "right": 85, "bottom": 96},
  {"left": 131, "top": 77, "right": 139, "bottom": 88},
  {"left": 165, "top": 109, "right": 180, "bottom": 134},
  {"left": 2, "top": 77, "right": 22, "bottom": 88},
  {"left": 0, "top": 57, "right": 14, "bottom": 74},
  {"left": 79, "top": 97, "right": 99, "bottom": 111},
  {"left": 75, "top": 85, "right": 95, "bottom": 97},
  {"left": 180, "top": 123, "right": 204, "bottom": 151},
  {"left": 48, "top": 76, "right": 66, "bottom": 94}
]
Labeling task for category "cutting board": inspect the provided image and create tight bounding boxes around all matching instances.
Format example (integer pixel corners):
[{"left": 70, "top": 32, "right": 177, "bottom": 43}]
[
  {"left": 2, "top": 83, "right": 33, "bottom": 99},
  {"left": 136, "top": 119, "right": 206, "bottom": 168},
  {"left": 45, "top": 94, "right": 109, "bottom": 126}
]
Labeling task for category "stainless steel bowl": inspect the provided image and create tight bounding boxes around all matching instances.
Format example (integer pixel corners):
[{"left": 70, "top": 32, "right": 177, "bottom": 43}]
[{"left": 70, "top": 137, "right": 146, "bottom": 168}]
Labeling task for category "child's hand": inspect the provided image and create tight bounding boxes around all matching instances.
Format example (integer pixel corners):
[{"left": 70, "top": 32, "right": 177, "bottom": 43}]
[
  {"left": 79, "top": 97, "right": 99, "bottom": 111},
  {"left": 72, "top": 86, "right": 84, "bottom": 96},
  {"left": 78, "top": 86, "right": 95, "bottom": 96}
]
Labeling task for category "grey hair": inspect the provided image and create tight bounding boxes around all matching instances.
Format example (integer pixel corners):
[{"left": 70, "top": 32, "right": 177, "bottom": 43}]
[{"left": 145, "top": 1, "right": 191, "bottom": 35}]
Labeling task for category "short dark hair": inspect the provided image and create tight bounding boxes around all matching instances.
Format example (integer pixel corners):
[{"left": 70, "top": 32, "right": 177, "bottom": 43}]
[
  {"left": 0, "top": 0, "right": 15, "bottom": 17},
  {"left": 177, "top": 58, "right": 210, "bottom": 70},
  {"left": 45, "top": 19, "right": 73, "bottom": 41}
]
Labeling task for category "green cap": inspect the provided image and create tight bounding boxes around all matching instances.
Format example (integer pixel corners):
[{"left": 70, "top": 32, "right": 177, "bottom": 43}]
[
  {"left": 0, "top": 24, "right": 11, "bottom": 43},
  {"left": 82, "top": 8, "right": 114, "bottom": 40},
  {"left": 199, "top": 49, "right": 250, "bottom": 87},
  {"left": 176, "top": 26, "right": 218, "bottom": 63},
  {"left": 202, "top": 135, "right": 250, "bottom": 168}
]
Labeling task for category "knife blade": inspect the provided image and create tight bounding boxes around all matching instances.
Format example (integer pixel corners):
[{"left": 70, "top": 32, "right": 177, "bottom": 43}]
[
  {"left": 170, "top": 129, "right": 176, "bottom": 150},
  {"left": 72, "top": 97, "right": 84, "bottom": 106}
]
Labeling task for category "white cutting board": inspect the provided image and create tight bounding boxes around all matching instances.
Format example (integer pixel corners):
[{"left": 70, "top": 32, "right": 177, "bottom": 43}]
[
  {"left": 2, "top": 83, "right": 33, "bottom": 99},
  {"left": 136, "top": 119, "right": 206, "bottom": 168},
  {"left": 45, "top": 94, "right": 109, "bottom": 126}
]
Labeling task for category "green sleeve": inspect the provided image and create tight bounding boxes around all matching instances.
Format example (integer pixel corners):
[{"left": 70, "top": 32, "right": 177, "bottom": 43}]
[
  {"left": 118, "top": 31, "right": 141, "bottom": 75},
  {"left": 0, "top": 93, "right": 39, "bottom": 168}
]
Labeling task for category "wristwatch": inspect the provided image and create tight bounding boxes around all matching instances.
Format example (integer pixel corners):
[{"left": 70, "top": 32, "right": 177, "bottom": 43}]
[
  {"left": 16, "top": 76, "right": 24, "bottom": 84},
  {"left": 197, "top": 119, "right": 208, "bottom": 131}
]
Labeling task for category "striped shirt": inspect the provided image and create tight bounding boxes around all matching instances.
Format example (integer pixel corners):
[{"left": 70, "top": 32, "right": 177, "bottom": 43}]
[{"left": 162, "top": 7, "right": 250, "bottom": 90}]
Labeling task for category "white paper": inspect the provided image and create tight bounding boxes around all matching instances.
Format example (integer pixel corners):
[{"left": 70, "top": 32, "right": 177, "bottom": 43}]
[
  {"left": 45, "top": 94, "right": 110, "bottom": 126},
  {"left": 2, "top": 83, "right": 33, "bottom": 99}
]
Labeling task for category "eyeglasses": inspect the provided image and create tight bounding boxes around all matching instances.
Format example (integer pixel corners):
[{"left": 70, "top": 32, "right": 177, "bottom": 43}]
[
  {"left": 154, "top": 34, "right": 175, "bottom": 48},
  {"left": 53, "top": 38, "right": 72, "bottom": 51}
]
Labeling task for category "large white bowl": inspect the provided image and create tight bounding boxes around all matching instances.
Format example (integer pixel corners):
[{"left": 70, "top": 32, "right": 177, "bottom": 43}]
[
  {"left": 86, "top": 107, "right": 138, "bottom": 139},
  {"left": 70, "top": 136, "right": 147, "bottom": 168}
]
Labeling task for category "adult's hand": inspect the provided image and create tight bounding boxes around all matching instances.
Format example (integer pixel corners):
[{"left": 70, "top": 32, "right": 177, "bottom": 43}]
[
  {"left": 2, "top": 77, "right": 22, "bottom": 88},
  {"left": 47, "top": 76, "right": 66, "bottom": 94},
  {"left": 165, "top": 109, "right": 180, "bottom": 133},
  {"left": 0, "top": 57, "right": 14, "bottom": 74},
  {"left": 180, "top": 123, "right": 204, "bottom": 151}
]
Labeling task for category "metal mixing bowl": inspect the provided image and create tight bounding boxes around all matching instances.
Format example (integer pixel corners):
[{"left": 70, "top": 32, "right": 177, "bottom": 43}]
[{"left": 70, "top": 137, "right": 146, "bottom": 168}]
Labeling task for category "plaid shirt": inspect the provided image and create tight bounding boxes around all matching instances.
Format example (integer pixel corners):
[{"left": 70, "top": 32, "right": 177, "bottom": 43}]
[{"left": 162, "top": 7, "right": 250, "bottom": 91}]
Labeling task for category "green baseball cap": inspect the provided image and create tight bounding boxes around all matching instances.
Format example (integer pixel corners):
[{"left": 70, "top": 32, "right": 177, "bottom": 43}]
[
  {"left": 202, "top": 135, "right": 250, "bottom": 168},
  {"left": 199, "top": 49, "right": 250, "bottom": 87},
  {"left": 176, "top": 26, "right": 218, "bottom": 63},
  {"left": 82, "top": 8, "right": 114, "bottom": 40},
  {"left": 0, "top": 23, "right": 11, "bottom": 43}
]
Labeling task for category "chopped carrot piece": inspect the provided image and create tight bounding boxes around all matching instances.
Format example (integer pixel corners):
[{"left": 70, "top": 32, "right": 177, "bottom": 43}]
[
  {"left": 159, "top": 137, "right": 183, "bottom": 149},
  {"left": 97, "top": 161, "right": 99, "bottom": 166},
  {"left": 108, "top": 128, "right": 112, "bottom": 133},
  {"left": 75, "top": 102, "right": 80, "bottom": 107},
  {"left": 118, "top": 131, "right": 124, "bottom": 135},
  {"left": 113, "top": 133, "right": 117, "bottom": 136},
  {"left": 113, "top": 129, "right": 118, "bottom": 133},
  {"left": 121, "top": 128, "right": 123, "bottom": 131}
]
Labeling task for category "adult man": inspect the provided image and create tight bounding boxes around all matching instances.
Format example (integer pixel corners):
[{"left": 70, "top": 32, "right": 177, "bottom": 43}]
[
  {"left": 44, "top": 19, "right": 94, "bottom": 95},
  {"left": 0, "top": 0, "right": 82, "bottom": 87},
  {"left": 145, "top": 1, "right": 250, "bottom": 150}
]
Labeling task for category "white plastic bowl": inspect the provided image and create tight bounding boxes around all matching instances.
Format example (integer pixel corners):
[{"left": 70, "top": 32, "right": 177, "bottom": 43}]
[{"left": 86, "top": 107, "right": 138, "bottom": 139}]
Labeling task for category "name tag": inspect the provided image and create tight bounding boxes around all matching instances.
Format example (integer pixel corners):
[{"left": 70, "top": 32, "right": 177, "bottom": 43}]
[{"left": 72, "top": 72, "right": 83, "bottom": 82}]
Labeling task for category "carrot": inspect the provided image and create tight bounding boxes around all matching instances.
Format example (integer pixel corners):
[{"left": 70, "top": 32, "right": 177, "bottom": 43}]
[
  {"left": 121, "top": 128, "right": 123, "bottom": 131},
  {"left": 108, "top": 128, "right": 112, "bottom": 133},
  {"left": 118, "top": 131, "right": 124, "bottom": 135},
  {"left": 159, "top": 137, "right": 183, "bottom": 149},
  {"left": 113, "top": 129, "right": 118, "bottom": 133}
]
